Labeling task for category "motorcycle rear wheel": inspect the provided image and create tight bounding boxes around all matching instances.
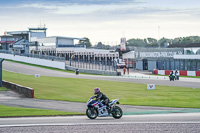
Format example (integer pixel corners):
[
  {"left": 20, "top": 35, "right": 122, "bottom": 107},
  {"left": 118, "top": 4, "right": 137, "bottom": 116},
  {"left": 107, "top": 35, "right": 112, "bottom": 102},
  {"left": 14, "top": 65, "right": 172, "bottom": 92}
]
[
  {"left": 86, "top": 108, "right": 98, "bottom": 119},
  {"left": 112, "top": 106, "right": 123, "bottom": 119}
]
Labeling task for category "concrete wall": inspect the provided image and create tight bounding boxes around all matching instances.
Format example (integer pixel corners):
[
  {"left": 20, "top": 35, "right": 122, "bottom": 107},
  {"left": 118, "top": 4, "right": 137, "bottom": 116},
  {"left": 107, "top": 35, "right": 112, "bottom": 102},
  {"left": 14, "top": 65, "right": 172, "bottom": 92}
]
[
  {"left": 2, "top": 80, "right": 34, "bottom": 98},
  {"left": 66, "top": 65, "right": 118, "bottom": 76},
  {"left": 136, "top": 60, "right": 143, "bottom": 70},
  {"left": 148, "top": 60, "right": 156, "bottom": 71},
  {"left": 0, "top": 53, "right": 65, "bottom": 69}
]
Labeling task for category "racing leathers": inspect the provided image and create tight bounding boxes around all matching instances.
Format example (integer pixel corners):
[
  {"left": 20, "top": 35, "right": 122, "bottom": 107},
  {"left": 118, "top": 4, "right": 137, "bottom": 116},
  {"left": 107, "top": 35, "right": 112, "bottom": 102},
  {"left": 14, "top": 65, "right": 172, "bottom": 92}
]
[{"left": 95, "top": 92, "right": 110, "bottom": 108}]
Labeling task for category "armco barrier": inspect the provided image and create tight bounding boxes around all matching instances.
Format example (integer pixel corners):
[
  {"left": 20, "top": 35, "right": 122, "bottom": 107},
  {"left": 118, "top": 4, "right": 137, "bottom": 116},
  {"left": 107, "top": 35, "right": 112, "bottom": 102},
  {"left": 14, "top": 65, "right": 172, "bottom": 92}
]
[{"left": 2, "top": 80, "right": 34, "bottom": 98}]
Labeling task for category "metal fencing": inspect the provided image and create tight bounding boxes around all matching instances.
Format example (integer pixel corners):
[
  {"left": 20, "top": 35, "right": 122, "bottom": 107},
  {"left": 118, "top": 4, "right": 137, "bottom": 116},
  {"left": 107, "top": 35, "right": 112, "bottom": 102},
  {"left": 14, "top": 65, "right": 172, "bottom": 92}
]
[
  {"left": 66, "top": 65, "right": 118, "bottom": 76},
  {"left": 67, "top": 58, "right": 117, "bottom": 72}
]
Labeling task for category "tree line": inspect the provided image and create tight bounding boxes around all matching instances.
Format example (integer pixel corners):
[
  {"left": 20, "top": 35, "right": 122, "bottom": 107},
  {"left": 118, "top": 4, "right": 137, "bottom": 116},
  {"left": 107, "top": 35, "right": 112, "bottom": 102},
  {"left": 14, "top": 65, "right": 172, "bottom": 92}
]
[{"left": 78, "top": 36, "right": 200, "bottom": 49}]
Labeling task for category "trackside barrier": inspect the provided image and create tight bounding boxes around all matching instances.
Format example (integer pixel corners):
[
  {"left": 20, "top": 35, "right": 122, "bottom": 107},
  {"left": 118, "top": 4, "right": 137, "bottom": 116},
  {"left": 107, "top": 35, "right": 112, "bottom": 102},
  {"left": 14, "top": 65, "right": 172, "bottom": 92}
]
[
  {"left": 2, "top": 80, "right": 34, "bottom": 98},
  {"left": 180, "top": 71, "right": 187, "bottom": 76},
  {"left": 65, "top": 65, "right": 119, "bottom": 76},
  {"left": 153, "top": 70, "right": 158, "bottom": 75},
  {"left": 165, "top": 70, "right": 171, "bottom": 75},
  {"left": 196, "top": 71, "right": 200, "bottom": 76},
  {"left": 0, "top": 53, "right": 65, "bottom": 70},
  {"left": 187, "top": 71, "right": 196, "bottom": 76},
  {"left": 154, "top": 70, "right": 200, "bottom": 76},
  {"left": 158, "top": 70, "right": 165, "bottom": 75}
]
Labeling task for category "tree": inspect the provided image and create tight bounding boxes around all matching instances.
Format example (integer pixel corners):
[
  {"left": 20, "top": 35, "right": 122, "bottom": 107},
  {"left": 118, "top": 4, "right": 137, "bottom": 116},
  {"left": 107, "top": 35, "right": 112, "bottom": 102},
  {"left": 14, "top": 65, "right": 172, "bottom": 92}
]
[
  {"left": 159, "top": 37, "right": 171, "bottom": 47},
  {"left": 127, "top": 38, "right": 147, "bottom": 47},
  {"left": 96, "top": 42, "right": 103, "bottom": 49},
  {"left": 146, "top": 38, "right": 158, "bottom": 47},
  {"left": 79, "top": 37, "right": 92, "bottom": 48}
]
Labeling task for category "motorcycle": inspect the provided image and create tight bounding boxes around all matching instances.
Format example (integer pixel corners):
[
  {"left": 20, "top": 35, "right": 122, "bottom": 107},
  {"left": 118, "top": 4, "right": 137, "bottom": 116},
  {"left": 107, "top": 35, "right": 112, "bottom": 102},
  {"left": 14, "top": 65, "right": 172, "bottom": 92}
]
[
  {"left": 86, "top": 96, "right": 123, "bottom": 119},
  {"left": 169, "top": 74, "right": 175, "bottom": 81}
]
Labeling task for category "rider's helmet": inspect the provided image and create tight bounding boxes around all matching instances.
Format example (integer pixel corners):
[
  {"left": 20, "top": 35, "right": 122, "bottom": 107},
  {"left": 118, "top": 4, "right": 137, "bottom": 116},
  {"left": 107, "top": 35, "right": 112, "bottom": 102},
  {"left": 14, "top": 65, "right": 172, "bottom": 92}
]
[{"left": 94, "top": 87, "right": 100, "bottom": 94}]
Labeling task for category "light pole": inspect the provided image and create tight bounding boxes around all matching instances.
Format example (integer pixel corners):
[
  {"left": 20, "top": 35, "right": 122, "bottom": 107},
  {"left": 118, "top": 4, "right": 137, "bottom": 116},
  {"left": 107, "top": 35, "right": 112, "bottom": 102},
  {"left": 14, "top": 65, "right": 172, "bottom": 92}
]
[
  {"left": 0, "top": 59, "right": 4, "bottom": 87},
  {"left": 158, "top": 26, "right": 160, "bottom": 48}
]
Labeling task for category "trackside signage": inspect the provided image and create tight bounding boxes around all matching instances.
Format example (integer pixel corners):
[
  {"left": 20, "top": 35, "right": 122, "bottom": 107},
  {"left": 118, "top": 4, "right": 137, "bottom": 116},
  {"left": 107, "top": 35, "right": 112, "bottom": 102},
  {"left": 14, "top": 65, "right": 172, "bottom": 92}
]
[
  {"left": 35, "top": 74, "right": 40, "bottom": 78},
  {"left": 136, "top": 51, "right": 183, "bottom": 58},
  {"left": 147, "top": 84, "right": 155, "bottom": 90},
  {"left": 134, "top": 48, "right": 184, "bottom": 59}
]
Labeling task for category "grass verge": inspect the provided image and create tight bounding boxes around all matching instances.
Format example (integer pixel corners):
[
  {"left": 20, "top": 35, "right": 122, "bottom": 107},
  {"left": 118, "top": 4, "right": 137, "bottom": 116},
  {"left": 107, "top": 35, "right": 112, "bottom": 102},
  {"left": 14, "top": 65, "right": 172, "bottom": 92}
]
[
  {"left": 3, "top": 70, "right": 200, "bottom": 108},
  {"left": 0, "top": 87, "right": 7, "bottom": 91},
  {"left": 0, "top": 105, "right": 82, "bottom": 117}
]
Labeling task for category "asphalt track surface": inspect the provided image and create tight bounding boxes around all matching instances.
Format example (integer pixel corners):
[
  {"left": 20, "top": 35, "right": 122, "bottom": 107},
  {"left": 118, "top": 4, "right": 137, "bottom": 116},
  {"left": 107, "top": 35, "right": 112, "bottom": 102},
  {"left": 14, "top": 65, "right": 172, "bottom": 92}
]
[
  {"left": 0, "top": 113, "right": 200, "bottom": 132},
  {"left": 3, "top": 61, "right": 200, "bottom": 88}
]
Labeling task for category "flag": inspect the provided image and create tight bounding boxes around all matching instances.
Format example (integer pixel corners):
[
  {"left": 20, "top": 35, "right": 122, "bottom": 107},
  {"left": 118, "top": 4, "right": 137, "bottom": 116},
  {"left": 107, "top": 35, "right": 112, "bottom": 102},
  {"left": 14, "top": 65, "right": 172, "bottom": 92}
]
[{"left": 4, "top": 31, "right": 6, "bottom": 36}]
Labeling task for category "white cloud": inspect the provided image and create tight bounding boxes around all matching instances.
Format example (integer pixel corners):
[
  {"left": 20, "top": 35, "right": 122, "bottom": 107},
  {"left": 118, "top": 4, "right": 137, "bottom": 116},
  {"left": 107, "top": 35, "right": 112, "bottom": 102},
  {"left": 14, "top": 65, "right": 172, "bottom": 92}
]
[{"left": 0, "top": 0, "right": 200, "bottom": 43}]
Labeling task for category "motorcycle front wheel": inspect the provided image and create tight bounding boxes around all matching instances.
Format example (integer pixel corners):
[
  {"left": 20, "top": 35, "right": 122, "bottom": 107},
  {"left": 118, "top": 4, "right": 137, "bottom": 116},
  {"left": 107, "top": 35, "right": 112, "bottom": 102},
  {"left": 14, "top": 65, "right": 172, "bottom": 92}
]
[
  {"left": 112, "top": 106, "right": 123, "bottom": 119},
  {"left": 86, "top": 108, "right": 98, "bottom": 119}
]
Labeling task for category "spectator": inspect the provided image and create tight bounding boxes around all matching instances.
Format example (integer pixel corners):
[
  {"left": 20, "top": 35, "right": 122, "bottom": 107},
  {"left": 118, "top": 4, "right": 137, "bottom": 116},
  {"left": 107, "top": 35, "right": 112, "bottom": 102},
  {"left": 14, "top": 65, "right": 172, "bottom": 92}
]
[
  {"left": 127, "top": 66, "right": 129, "bottom": 75},
  {"left": 123, "top": 66, "right": 126, "bottom": 75}
]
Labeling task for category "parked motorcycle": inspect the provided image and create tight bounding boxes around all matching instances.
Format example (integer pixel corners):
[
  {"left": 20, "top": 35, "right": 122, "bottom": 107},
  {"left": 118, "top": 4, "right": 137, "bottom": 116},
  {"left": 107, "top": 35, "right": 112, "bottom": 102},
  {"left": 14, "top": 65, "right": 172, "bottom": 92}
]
[{"left": 86, "top": 96, "right": 123, "bottom": 119}]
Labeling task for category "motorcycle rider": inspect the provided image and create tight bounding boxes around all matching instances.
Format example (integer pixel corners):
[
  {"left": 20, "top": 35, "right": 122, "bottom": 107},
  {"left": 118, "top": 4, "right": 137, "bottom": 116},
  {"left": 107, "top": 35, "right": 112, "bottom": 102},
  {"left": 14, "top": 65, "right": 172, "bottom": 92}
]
[
  {"left": 93, "top": 87, "right": 110, "bottom": 111},
  {"left": 175, "top": 69, "right": 179, "bottom": 80}
]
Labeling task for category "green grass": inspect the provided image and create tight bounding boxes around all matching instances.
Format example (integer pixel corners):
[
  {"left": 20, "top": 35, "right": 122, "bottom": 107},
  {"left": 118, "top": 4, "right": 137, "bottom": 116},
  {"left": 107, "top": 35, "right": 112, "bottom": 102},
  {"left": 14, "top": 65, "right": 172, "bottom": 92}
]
[
  {"left": 0, "top": 87, "right": 7, "bottom": 91},
  {"left": 3, "top": 70, "right": 200, "bottom": 108},
  {"left": 5, "top": 59, "right": 103, "bottom": 76},
  {"left": 0, "top": 105, "right": 82, "bottom": 117}
]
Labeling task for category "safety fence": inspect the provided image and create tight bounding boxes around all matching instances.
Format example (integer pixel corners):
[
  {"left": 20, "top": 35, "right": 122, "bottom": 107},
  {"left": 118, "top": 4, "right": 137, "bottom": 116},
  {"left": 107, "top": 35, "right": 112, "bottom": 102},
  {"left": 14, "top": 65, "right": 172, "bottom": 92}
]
[{"left": 67, "top": 59, "right": 117, "bottom": 72}]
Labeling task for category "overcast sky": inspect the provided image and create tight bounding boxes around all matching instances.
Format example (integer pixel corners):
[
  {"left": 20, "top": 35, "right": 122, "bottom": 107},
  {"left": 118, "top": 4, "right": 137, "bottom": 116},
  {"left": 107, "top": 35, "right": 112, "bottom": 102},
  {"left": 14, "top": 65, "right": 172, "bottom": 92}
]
[{"left": 0, "top": 0, "right": 200, "bottom": 45}]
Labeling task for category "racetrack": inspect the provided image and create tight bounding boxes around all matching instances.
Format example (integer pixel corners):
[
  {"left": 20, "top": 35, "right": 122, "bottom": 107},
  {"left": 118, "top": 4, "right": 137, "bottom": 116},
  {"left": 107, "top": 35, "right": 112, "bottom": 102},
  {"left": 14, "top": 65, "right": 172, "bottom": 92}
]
[
  {"left": 3, "top": 61, "right": 200, "bottom": 88},
  {"left": 1, "top": 61, "right": 200, "bottom": 132},
  {"left": 0, "top": 113, "right": 200, "bottom": 132},
  {"left": 2, "top": 60, "right": 200, "bottom": 114}
]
